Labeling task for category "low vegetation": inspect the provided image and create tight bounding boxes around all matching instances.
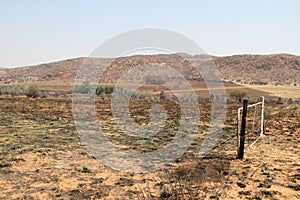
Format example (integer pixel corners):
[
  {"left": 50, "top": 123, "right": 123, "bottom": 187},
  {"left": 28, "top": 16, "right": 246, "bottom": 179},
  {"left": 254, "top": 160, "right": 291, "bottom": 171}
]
[
  {"left": 0, "top": 85, "right": 25, "bottom": 96},
  {"left": 25, "top": 85, "right": 43, "bottom": 98},
  {"left": 73, "top": 83, "right": 115, "bottom": 95},
  {"left": 229, "top": 90, "right": 246, "bottom": 102},
  {"left": 0, "top": 84, "right": 299, "bottom": 199}
]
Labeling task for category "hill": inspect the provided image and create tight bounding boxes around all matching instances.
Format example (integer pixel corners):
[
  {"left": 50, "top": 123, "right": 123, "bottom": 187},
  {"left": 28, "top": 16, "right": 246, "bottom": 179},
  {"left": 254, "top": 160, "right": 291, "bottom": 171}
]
[
  {"left": 0, "top": 54, "right": 299, "bottom": 86},
  {"left": 214, "top": 54, "right": 300, "bottom": 86}
]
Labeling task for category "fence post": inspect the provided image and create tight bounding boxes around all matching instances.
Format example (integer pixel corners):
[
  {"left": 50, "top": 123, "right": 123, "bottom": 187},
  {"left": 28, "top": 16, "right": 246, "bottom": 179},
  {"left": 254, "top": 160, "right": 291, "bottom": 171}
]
[
  {"left": 237, "top": 99, "right": 248, "bottom": 159},
  {"left": 260, "top": 96, "right": 265, "bottom": 136}
]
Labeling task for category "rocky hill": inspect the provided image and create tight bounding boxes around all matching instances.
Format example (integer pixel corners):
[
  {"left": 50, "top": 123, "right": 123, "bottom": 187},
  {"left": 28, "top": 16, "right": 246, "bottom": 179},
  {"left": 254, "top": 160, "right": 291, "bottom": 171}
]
[
  {"left": 1, "top": 54, "right": 299, "bottom": 86},
  {"left": 215, "top": 54, "right": 300, "bottom": 85}
]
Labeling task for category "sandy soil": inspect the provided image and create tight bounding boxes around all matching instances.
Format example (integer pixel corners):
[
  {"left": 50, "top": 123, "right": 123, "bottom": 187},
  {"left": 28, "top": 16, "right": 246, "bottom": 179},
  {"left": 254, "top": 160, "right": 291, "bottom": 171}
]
[{"left": 244, "top": 85, "right": 300, "bottom": 99}]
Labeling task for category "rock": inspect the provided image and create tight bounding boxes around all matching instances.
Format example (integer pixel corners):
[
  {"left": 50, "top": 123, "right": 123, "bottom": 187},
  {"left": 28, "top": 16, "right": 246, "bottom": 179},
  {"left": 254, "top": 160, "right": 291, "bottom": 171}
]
[{"left": 237, "top": 182, "right": 246, "bottom": 188}]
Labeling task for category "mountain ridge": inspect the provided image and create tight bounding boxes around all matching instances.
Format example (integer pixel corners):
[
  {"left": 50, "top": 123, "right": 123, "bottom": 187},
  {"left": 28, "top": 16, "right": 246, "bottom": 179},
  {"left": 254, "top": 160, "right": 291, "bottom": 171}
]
[{"left": 1, "top": 53, "right": 299, "bottom": 86}]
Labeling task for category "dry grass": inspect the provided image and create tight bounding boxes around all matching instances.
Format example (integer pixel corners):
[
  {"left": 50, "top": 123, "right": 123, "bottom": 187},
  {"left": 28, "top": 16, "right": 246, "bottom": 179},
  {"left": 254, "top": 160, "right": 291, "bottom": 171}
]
[{"left": 0, "top": 89, "right": 299, "bottom": 199}]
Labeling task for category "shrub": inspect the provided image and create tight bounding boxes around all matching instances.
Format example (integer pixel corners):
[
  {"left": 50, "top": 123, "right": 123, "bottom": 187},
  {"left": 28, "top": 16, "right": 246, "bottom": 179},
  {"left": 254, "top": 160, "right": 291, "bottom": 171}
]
[
  {"left": 26, "top": 85, "right": 41, "bottom": 98},
  {"left": 40, "top": 92, "right": 48, "bottom": 98},
  {"left": 250, "top": 81, "right": 267, "bottom": 85},
  {"left": 145, "top": 75, "right": 165, "bottom": 84},
  {"left": 1, "top": 85, "right": 9, "bottom": 95},
  {"left": 73, "top": 83, "right": 115, "bottom": 96},
  {"left": 0, "top": 85, "right": 25, "bottom": 96},
  {"left": 95, "top": 85, "right": 114, "bottom": 95},
  {"left": 288, "top": 182, "right": 300, "bottom": 191},
  {"left": 11, "top": 85, "right": 25, "bottom": 96},
  {"left": 229, "top": 90, "right": 246, "bottom": 102},
  {"left": 73, "top": 82, "right": 91, "bottom": 94}
]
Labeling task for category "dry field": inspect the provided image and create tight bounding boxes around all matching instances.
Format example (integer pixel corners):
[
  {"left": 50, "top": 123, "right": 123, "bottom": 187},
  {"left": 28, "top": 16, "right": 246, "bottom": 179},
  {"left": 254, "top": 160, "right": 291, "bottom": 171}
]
[
  {"left": 244, "top": 85, "right": 300, "bottom": 99},
  {"left": 0, "top": 87, "right": 299, "bottom": 199}
]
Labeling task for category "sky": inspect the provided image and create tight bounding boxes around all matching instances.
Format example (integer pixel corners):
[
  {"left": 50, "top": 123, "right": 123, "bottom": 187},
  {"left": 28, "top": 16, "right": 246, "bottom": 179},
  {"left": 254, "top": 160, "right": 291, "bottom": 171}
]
[{"left": 1, "top": 0, "right": 300, "bottom": 68}]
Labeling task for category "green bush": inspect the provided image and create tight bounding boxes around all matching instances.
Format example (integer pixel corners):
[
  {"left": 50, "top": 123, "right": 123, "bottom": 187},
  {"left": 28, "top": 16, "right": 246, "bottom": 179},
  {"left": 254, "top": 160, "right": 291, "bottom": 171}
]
[
  {"left": 95, "top": 85, "right": 114, "bottom": 95},
  {"left": 73, "top": 83, "right": 115, "bottom": 95},
  {"left": 229, "top": 90, "right": 246, "bottom": 102},
  {"left": 73, "top": 82, "right": 91, "bottom": 94},
  {"left": 0, "top": 85, "right": 25, "bottom": 96}
]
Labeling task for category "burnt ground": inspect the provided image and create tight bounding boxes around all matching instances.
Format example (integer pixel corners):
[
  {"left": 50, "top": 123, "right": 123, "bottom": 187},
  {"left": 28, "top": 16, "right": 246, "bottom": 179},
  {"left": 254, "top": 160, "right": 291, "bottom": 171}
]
[{"left": 0, "top": 96, "right": 299, "bottom": 199}]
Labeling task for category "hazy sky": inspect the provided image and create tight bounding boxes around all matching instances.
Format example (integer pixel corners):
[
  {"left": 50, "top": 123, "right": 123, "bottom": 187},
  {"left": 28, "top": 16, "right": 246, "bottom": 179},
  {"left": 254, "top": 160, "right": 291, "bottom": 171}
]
[{"left": 1, "top": 0, "right": 300, "bottom": 68}]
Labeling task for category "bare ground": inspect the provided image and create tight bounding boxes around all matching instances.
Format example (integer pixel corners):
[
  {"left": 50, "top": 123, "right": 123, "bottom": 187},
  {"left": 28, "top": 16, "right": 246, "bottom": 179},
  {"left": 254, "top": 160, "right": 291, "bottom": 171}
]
[{"left": 0, "top": 95, "right": 299, "bottom": 199}]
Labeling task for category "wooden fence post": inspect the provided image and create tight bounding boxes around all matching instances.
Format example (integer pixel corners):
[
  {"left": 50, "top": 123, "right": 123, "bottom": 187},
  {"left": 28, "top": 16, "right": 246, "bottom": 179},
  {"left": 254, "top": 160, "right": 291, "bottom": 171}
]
[{"left": 237, "top": 99, "right": 248, "bottom": 159}]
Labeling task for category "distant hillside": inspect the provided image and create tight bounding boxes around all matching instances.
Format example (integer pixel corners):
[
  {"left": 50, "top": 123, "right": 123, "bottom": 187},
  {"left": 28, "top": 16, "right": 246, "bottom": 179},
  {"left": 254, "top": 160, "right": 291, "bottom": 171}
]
[
  {"left": 215, "top": 54, "right": 300, "bottom": 86},
  {"left": 0, "top": 58, "right": 86, "bottom": 83},
  {"left": 0, "top": 54, "right": 299, "bottom": 86}
]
